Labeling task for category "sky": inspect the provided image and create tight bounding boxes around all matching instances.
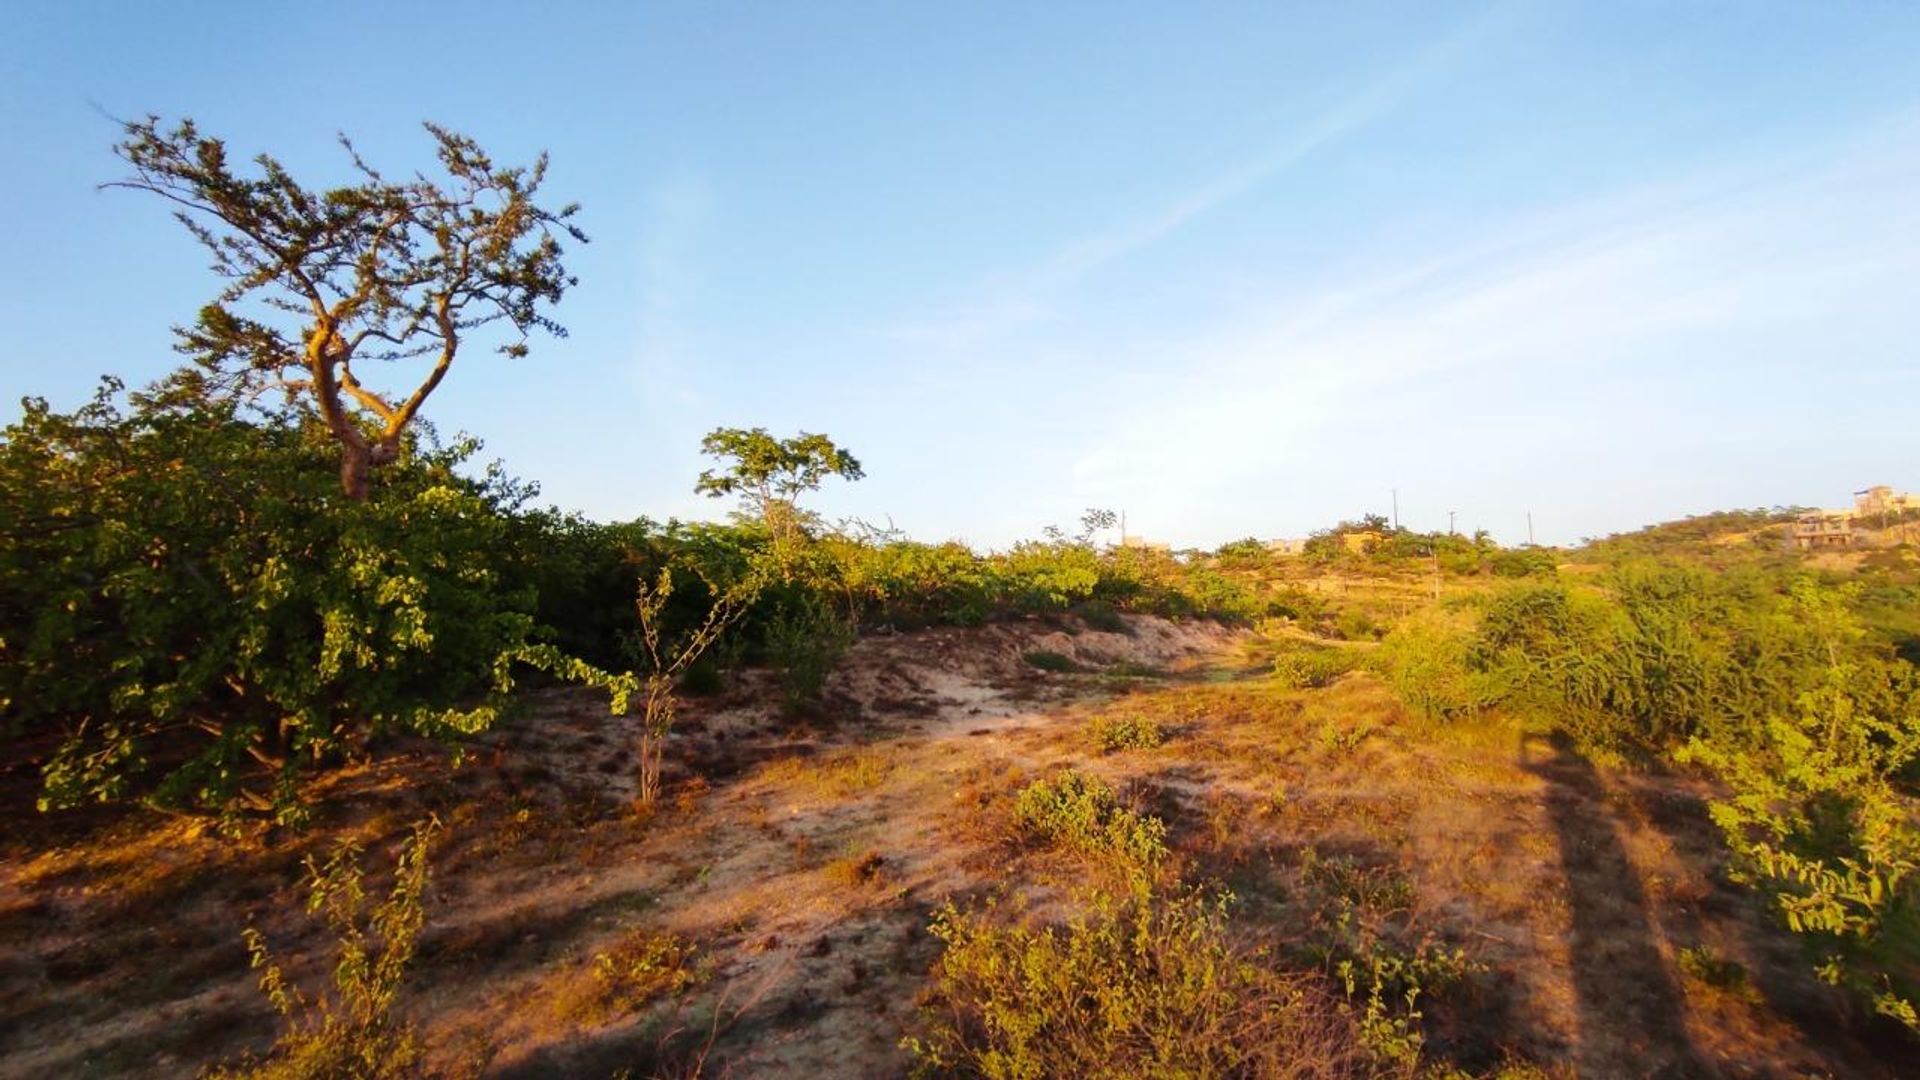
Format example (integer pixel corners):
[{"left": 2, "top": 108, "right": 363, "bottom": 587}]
[{"left": 2, "top": 2, "right": 1917, "bottom": 548}]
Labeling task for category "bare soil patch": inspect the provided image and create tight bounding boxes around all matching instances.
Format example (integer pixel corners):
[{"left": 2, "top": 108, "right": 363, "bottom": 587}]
[{"left": 0, "top": 613, "right": 1900, "bottom": 1078}]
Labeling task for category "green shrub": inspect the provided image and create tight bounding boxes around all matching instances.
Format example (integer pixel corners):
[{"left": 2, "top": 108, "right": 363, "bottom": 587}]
[
  {"left": 1486, "top": 547, "right": 1557, "bottom": 578},
  {"left": 208, "top": 819, "right": 439, "bottom": 1079},
  {"left": 846, "top": 539, "right": 997, "bottom": 628},
  {"left": 1089, "top": 712, "right": 1166, "bottom": 753},
  {"left": 1073, "top": 599, "right": 1133, "bottom": 635},
  {"left": 1374, "top": 610, "right": 1509, "bottom": 723},
  {"left": 1333, "top": 610, "right": 1384, "bottom": 642},
  {"left": 1271, "top": 645, "right": 1359, "bottom": 691},
  {"left": 763, "top": 592, "right": 856, "bottom": 711},
  {"left": 1023, "top": 650, "right": 1078, "bottom": 673},
  {"left": 1675, "top": 583, "right": 1920, "bottom": 1032},
  {"left": 999, "top": 542, "right": 1103, "bottom": 613},
  {"left": 1473, "top": 568, "right": 1920, "bottom": 1028},
  {"left": 1013, "top": 770, "right": 1167, "bottom": 881},
  {"left": 1, "top": 384, "right": 569, "bottom": 822},
  {"left": 904, "top": 887, "right": 1364, "bottom": 1079}
]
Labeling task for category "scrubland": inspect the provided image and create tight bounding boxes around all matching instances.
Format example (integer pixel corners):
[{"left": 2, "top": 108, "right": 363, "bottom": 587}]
[
  {"left": 4, "top": 491, "right": 1918, "bottom": 1078},
  {"left": 5, "top": 119, "right": 1917, "bottom": 1078}
]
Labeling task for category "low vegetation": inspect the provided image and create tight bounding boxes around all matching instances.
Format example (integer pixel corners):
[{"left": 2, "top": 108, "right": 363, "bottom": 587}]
[
  {"left": 208, "top": 819, "right": 439, "bottom": 1079},
  {"left": 905, "top": 887, "right": 1372, "bottom": 1080},
  {"left": 3, "top": 113, "right": 1916, "bottom": 1079}
]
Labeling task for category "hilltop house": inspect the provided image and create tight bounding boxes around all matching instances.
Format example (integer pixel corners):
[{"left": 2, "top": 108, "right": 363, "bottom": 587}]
[
  {"left": 1792, "top": 510, "right": 1855, "bottom": 550},
  {"left": 1266, "top": 538, "right": 1307, "bottom": 556},
  {"left": 1855, "top": 485, "right": 1920, "bottom": 520},
  {"left": 1790, "top": 484, "right": 1919, "bottom": 550}
]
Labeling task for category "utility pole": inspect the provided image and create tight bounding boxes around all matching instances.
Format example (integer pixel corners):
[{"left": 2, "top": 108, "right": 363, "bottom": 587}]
[
  {"left": 1391, "top": 488, "right": 1399, "bottom": 531},
  {"left": 1119, "top": 510, "right": 1128, "bottom": 547},
  {"left": 1527, "top": 511, "right": 1535, "bottom": 547},
  {"left": 1448, "top": 509, "right": 1457, "bottom": 536}
]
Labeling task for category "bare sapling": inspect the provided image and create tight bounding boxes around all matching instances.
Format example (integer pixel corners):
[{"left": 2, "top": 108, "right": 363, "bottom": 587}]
[{"left": 628, "top": 561, "right": 768, "bottom": 809}]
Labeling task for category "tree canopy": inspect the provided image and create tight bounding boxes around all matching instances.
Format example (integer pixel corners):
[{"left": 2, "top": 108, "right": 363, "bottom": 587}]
[
  {"left": 108, "top": 116, "right": 587, "bottom": 498},
  {"left": 695, "top": 427, "right": 864, "bottom": 541}
]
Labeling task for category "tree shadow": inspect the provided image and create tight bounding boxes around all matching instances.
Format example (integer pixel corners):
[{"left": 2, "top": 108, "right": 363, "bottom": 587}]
[
  {"left": 1520, "top": 731, "right": 1704, "bottom": 1077},
  {"left": 1624, "top": 774, "right": 1913, "bottom": 1077}
]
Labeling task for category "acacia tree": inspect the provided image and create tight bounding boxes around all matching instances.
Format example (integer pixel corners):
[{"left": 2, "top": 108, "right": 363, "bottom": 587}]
[
  {"left": 695, "top": 427, "right": 865, "bottom": 555},
  {"left": 108, "top": 116, "right": 587, "bottom": 499},
  {"left": 696, "top": 428, "right": 865, "bottom": 710}
]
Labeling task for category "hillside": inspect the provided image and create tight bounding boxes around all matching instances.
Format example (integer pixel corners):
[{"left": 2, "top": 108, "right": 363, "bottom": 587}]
[{"left": 4, "top": 600, "right": 1910, "bottom": 1078}]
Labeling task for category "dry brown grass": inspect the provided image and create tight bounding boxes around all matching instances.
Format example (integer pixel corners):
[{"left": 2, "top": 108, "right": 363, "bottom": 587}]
[{"left": 0, "top": 612, "right": 1903, "bottom": 1079}]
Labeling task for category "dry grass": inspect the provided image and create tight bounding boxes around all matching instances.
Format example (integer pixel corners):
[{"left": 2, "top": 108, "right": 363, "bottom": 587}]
[
  {"left": 757, "top": 746, "right": 895, "bottom": 801},
  {"left": 550, "top": 928, "right": 703, "bottom": 1027},
  {"left": 0, "top": 613, "right": 1901, "bottom": 1079}
]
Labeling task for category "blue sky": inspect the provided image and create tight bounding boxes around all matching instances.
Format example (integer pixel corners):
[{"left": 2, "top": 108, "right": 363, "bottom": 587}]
[{"left": 3, "top": 2, "right": 1917, "bottom": 547}]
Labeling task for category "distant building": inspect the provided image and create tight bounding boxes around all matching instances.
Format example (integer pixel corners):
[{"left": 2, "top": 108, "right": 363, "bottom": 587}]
[
  {"left": 1118, "top": 535, "right": 1171, "bottom": 554},
  {"left": 1790, "top": 485, "right": 1918, "bottom": 550},
  {"left": 1266, "top": 538, "right": 1307, "bottom": 556},
  {"left": 1854, "top": 485, "right": 1920, "bottom": 520},
  {"left": 1792, "top": 510, "right": 1855, "bottom": 550}
]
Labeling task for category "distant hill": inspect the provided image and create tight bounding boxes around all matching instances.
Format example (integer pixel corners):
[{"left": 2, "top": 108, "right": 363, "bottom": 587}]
[{"left": 1575, "top": 507, "right": 1806, "bottom": 564}]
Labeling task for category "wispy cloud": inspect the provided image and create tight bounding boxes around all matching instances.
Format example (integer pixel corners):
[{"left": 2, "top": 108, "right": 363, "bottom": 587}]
[
  {"left": 1057, "top": 113, "right": 1920, "bottom": 544},
  {"left": 882, "top": 9, "right": 1507, "bottom": 355}
]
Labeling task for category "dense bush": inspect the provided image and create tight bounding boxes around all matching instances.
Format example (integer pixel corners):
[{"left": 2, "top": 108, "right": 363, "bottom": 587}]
[
  {"left": 1373, "top": 611, "right": 1508, "bottom": 723},
  {"left": 0, "top": 367, "right": 1273, "bottom": 829},
  {"left": 842, "top": 539, "right": 998, "bottom": 627},
  {"left": 1674, "top": 582, "right": 1920, "bottom": 1031},
  {"left": 1469, "top": 565, "right": 1831, "bottom": 754},
  {"left": 0, "top": 382, "right": 564, "bottom": 821},
  {"left": 904, "top": 887, "right": 1369, "bottom": 1079},
  {"left": 1450, "top": 566, "right": 1920, "bottom": 1027},
  {"left": 1013, "top": 770, "right": 1168, "bottom": 882}
]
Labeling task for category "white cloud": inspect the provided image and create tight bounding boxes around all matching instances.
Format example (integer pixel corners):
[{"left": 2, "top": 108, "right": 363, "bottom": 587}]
[
  {"left": 1058, "top": 115, "right": 1920, "bottom": 545},
  {"left": 877, "top": 7, "right": 1509, "bottom": 357}
]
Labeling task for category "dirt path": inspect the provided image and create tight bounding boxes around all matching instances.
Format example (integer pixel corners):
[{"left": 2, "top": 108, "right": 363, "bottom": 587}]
[{"left": 0, "top": 613, "right": 1898, "bottom": 1079}]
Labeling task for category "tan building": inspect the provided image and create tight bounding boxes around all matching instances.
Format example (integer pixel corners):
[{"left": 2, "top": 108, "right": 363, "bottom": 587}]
[
  {"left": 1266, "top": 538, "right": 1307, "bottom": 556},
  {"left": 1792, "top": 511, "right": 1855, "bottom": 550},
  {"left": 1790, "top": 485, "right": 1918, "bottom": 549},
  {"left": 1854, "top": 485, "right": 1920, "bottom": 520}
]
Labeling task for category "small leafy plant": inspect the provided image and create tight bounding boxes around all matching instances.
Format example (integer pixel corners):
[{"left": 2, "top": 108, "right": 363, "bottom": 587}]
[
  {"left": 1023, "top": 649, "right": 1079, "bottom": 673},
  {"left": 554, "top": 928, "right": 702, "bottom": 1026},
  {"left": 1013, "top": 770, "right": 1167, "bottom": 882},
  {"left": 209, "top": 818, "right": 440, "bottom": 1080},
  {"left": 1089, "top": 712, "right": 1167, "bottom": 752}
]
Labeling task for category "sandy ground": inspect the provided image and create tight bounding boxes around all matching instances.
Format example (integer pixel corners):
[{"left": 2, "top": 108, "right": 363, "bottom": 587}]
[{"left": 0, "top": 613, "right": 1906, "bottom": 1079}]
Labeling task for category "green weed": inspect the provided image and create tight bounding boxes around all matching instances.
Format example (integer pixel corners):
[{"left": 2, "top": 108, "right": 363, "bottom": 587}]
[
  {"left": 1023, "top": 649, "right": 1078, "bottom": 673},
  {"left": 1088, "top": 712, "right": 1166, "bottom": 752},
  {"left": 1013, "top": 771, "right": 1167, "bottom": 881},
  {"left": 207, "top": 819, "right": 439, "bottom": 1080}
]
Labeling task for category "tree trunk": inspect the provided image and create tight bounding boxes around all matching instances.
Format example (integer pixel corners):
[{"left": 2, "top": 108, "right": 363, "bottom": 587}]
[{"left": 340, "top": 442, "right": 373, "bottom": 501}]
